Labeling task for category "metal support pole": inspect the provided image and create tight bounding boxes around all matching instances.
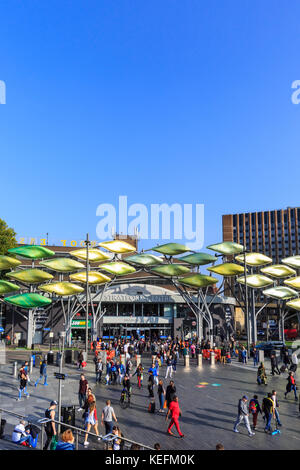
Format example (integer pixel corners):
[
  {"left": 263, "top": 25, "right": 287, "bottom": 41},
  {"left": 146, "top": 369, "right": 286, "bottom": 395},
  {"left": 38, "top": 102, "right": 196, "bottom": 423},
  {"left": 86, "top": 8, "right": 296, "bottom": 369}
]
[
  {"left": 13, "top": 361, "right": 18, "bottom": 377},
  {"left": 85, "top": 233, "right": 90, "bottom": 355},
  {"left": 243, "top": 251, "right": 250, "bottom": 357}
]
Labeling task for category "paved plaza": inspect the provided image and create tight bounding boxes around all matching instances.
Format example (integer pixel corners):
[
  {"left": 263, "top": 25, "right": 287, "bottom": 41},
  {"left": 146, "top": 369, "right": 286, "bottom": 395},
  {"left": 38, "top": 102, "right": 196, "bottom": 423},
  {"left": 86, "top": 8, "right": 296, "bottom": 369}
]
[{"left": 0, "top": 351, "right": 299, "bottom": 450}]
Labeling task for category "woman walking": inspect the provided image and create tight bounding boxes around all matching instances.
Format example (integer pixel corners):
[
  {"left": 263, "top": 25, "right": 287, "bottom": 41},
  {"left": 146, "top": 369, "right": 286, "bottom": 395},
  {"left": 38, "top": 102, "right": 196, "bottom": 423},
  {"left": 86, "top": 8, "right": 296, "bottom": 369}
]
[{"left": 83, "top": 401, "right": 101, "bottom": 446}]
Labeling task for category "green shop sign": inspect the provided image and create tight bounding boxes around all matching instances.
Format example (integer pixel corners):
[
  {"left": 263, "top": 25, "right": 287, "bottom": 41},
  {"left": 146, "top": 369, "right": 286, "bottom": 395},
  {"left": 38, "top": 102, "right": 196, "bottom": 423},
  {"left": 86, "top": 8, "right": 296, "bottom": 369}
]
[{"left": 71, "top": 319, "right": 91, "bottom": 328}]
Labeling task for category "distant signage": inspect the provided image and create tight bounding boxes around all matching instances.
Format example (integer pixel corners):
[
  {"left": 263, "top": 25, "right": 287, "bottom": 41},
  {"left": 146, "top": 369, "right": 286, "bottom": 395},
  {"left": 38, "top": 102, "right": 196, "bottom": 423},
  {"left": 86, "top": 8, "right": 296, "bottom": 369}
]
[
  {"left": 71, "top": 320, "right": 91, "bottom": 328},
  {"left": 54, "top": 372, "right": 67, "bottom": 380}
]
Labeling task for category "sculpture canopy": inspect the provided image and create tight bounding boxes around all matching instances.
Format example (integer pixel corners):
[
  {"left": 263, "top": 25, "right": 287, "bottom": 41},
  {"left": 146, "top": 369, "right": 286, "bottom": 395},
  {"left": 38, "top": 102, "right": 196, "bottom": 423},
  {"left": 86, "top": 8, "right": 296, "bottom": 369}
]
[
  {"left": 263, "top": 286, "right": 298, "bottom": 301},
  {"left": 39, "top": 257, "right": 85, "bottom": 273},
  {"left": 8, "top": 245, "right": 55, "bottom": 259},
  {"left": 4, "top": 293, "right": 52, "bottom": 308},
  {"left": 179, "top": 252, "right": 218, "bottom": 266},
  {"left": 70, "top": 271, "right": 111, "bottom": 285},
  {"left": 150, "top": 243, "right": 191, "bottom": 256},
  {"left": 39, "top": 281, "right": 84, "bottom": 296},
  {"left": 70, "top": 248, "right": 111, "bottom": 262},
  {"left": 6, "top": 269, "right": 54, "bottom": 284},
  {"left": 284, "top": 276, "right": 300, "bottom": 290},
  {"left": 235, "top": 252, "right": 272, "bottom": 266},
  {"left": 207, "top": 263, "right": 246, "bottom": 277},
  {"left": 150, "top": 264, "right": 191, "bottom": 277},
  {"left": 124, "top": 254, "right": 164, "bottom": 266},
  {"left": 178, "top": 274, "right": 218, "bottom": 288},
  {"left": 207, "top": 241, "right": 245, "bottom": 255},
  {"left": 237, "top": 274, "right": 274, "bottom": 289},
  {"left": 0, "top": 280, "right": 20, "bottom": 295},
  {"left": 286, "top": 298, "right": 300, "bottom": 312},
  {"left": 261, "top": 264, "right": 296, "bottom": 279},
  {"left": 98, "top": 240, "right": 136, "bottom": 254},
  {"left": 100, "top": 262, "right": 136, "bottom": 276},
  {"left": 0, "top": 255, "right": 22, "bottom": 270},
  {"left": 282, "top": 255, "right": 300, "bottom": 269}
]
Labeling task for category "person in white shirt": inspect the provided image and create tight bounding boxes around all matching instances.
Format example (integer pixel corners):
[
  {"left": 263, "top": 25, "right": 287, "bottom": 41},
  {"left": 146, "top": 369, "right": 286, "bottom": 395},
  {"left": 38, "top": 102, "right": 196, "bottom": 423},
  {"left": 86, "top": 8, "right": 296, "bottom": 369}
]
[
  {"left": 12, "top": 420, "right": 30, "bottom": 444},
  {"left": 271, "top": 390, "right": 282, "bottom": 427}
]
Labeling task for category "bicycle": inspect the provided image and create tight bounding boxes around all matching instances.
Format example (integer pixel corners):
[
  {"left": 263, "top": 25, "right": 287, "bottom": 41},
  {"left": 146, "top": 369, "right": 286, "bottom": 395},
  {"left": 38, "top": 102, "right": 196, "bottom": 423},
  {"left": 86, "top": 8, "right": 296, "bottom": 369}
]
[{"left": 119, "top": 388, "right": 131, "bottom": 409}]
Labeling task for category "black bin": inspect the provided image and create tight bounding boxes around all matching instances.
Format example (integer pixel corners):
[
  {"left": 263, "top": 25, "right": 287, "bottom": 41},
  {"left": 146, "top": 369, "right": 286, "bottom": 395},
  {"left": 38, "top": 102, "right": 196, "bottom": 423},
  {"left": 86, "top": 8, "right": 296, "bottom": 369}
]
[
  {"left": 65, "top": 350, "right": 73, "bottom": 364},
  {"left": 61, "top": 405, "right": 76, "bottom": 433},
  {"left": 47, "top": 351, "right": 54, "bottom": 365},
  {"left": 35, "top": 353, "right": 43, "bottom": 368}
]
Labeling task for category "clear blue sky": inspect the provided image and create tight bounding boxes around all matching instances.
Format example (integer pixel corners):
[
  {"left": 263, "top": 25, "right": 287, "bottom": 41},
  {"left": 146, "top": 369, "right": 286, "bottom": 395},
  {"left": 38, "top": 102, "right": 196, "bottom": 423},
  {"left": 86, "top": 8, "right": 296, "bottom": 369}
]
[{"left": 0, "top": 0, "right": 299, "bottom": 251}]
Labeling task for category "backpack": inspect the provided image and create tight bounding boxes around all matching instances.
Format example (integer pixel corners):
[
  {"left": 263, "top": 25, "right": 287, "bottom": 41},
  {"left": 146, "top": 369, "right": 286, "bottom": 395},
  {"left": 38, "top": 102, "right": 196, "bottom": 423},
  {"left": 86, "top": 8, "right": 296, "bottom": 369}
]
[
  {"left": 148, "top": 401, "right": 155, "bottom": 413},
  {"left": 249, "top": 400, "right": 257, "bottom": 414}
]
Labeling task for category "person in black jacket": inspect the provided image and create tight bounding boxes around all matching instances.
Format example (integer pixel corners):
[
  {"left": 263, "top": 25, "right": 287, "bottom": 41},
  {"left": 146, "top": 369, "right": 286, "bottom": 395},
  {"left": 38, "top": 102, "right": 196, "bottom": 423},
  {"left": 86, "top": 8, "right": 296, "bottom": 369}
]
[
  {"left": 148, "top": 370, "right": 155, "bottom": 398},
  {"left": 165, "top": 381, "right": 176, "bottom": 408},
  {"left": 270, "top": 353, "right": 280, "bottom": 376}
]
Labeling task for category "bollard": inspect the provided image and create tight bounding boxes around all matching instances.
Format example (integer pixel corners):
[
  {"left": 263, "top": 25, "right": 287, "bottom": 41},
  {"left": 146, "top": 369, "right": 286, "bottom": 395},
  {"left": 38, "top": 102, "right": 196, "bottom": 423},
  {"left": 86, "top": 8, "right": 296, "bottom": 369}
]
[
  {"left": 184, "top": 354, "right": 190, "bottom": 367},
  {"left": 258, "top": 350, "right": 264, "bottom": 364},
  {"left": 197, "top": 353, "right": 202, "bottom": 368},
  {"left": 136, "top": 354, "right": 141, "bottom": 367},
  {"left": 120, "top": 354, "right": 126, "bottom": 367},
  {"left": 210, "top": 351, "right": 215, "bottom": 366},
  {"left": 13, "top": 361, "right": 18, "bottom": 377},
  {"left": 30, "top": 357, "right": 33, "bottom": 374}
]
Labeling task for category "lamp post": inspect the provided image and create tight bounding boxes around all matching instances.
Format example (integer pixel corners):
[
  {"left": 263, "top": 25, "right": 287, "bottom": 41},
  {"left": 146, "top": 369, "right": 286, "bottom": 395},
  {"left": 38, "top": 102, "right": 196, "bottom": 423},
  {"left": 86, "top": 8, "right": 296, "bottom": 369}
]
[
  {"left": 57, "top": 330, "right": 65, "bottom": 433},
  {"left": 85, "top": 234, "right": 90, "bottom": 355},
  {"left": 243, "top": 250, "right": 251, "bottom": 358}
]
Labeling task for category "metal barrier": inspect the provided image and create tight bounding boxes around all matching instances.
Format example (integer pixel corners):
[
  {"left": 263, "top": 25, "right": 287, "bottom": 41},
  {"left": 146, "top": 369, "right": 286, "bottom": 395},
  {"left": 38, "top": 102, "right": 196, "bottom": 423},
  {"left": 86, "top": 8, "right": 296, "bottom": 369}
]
[{"left": 0, "top": 408, "right": 154, "bottom": 450}]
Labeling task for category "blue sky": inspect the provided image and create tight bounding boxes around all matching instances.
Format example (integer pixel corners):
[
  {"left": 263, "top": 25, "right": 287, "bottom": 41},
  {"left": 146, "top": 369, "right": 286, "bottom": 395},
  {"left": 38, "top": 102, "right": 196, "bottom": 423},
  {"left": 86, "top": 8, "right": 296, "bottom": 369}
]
[{"left": 0, "top": 0, "right": 299, "bottom": 251}]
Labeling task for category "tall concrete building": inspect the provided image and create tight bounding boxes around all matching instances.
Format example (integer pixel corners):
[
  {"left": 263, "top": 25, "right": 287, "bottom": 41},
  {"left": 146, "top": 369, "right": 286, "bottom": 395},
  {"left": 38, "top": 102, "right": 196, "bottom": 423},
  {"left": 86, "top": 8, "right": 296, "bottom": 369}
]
[{"left": 223, "top": 206, "right": 300, "bottom": 263}]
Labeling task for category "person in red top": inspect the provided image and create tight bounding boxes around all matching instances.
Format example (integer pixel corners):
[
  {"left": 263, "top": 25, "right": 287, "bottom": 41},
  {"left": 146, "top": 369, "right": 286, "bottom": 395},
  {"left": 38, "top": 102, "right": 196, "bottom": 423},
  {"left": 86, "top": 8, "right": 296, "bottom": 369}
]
[{"left": 166, "top": 395, "right": 184, "bottom": 438}]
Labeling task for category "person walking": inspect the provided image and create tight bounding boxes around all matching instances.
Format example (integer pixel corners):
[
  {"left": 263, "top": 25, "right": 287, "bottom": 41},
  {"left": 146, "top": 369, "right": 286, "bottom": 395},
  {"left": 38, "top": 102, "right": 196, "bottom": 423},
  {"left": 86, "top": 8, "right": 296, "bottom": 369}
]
[
  {"left": 157, "top": 379, "right": 165, "bottom": 413},
  {"left": 78, "top": 374, "right": 88, "bottom": 411},
  {"left": 253, "top": 348, "right": 259, "bottom": 367},
  {"left": 233, "top": 396, "right": 255, "bottom": 436},
  {"left": 148, "top": 370, "right": 155, "bottom": 398},
  {"left": 133, "top": 363, "right": 144, "bottom": 389},
  {"left": 165, "top": 380, "right": 176, "bottom": 408},
  {"left": 43, "top": 400, "right": 57, "bottom": 450},
  {"left": 270, "top": 353, "right": 280, "bottom": 376},
  {"left": 83, "top": 401, "right": 101, "bottom": 446},
  {"left": 262, "top": 393, "right": 275, "bottom": 434},
  {"left": 271, "top": 390, "right": 282, "bottom": 427},
  {"left": 248, "top": 395, "right": 262, "bottom": 430},
  {"left": 101, "top": 400, "right": 117, "bottom": 435},
  {"left": 166, "top": 396, "right": 184, "bottom": 438},
  {"left": 17, "top": 364, "right": 30, "bottom": 401},
  {"left": 77, "top": 350, "right": 84, "bottom": 370},
  {"left": 95, "top": 357, "right": 103, "bottom": 384},
  {"left": 285, "top": 371, "right": 298, "bottom": 401},
  {"left": 165, "top": 355, "right": 173, "bottom": 379},
  {"left": 35, "top": 359, "right": 48, "bottom": 387},
  {"left": 290, "top": 352, "right": 298, "bottom": 373}
]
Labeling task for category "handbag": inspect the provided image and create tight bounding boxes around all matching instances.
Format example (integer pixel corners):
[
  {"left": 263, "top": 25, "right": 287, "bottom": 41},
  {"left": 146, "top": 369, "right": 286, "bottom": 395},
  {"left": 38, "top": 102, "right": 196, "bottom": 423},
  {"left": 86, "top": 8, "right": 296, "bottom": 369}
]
[
  {"left": 163, "top": 400, "right": 167, "bottom": 409},
  {"left": 50, "top": 435, "right": 58, "bottom": 450}
]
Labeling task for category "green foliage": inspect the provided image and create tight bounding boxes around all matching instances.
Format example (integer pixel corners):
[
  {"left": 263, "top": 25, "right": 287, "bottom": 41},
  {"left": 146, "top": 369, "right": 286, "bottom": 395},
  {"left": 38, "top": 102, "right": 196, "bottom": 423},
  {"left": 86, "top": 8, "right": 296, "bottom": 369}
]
[{"left": 0, "top": 218, "right": 17, "bottom": 255}]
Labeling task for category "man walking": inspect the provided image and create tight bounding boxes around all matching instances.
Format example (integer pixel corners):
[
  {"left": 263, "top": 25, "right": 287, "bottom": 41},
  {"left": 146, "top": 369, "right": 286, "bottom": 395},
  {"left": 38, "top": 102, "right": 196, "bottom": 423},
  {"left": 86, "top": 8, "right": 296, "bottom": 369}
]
[
  {"left": 233, "top": 395, "right": 255, "bottom": 436},
  {"left": 270, "top": 353, "right": 280, "bottom": 376},
  {"left": 43, "top": 400, "right": 57, "bottom": 450},
  {"left": 262, "top": 392, "right": 275, "bottom": 434},
  {"left": 78, "top": 374, "right": 88, "bottom": 411},
  {"left": 35, "top": 359, "right": 48, "bottom": 387},
  {"left": 165, "top": 355, "right": 173, "bottom": 379},
  {"left": 249, "top": 395, "right": 262, "bottom": 430},
  {"left": 101, "top": 399, "right": 117, "bottom": 435}
]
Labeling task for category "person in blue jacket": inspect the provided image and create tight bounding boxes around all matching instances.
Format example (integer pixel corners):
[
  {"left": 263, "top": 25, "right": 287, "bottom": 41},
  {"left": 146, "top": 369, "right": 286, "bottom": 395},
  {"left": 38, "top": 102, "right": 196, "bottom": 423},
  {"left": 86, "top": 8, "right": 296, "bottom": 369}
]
[
  {"left": 55, "top": 429, "right": 75, "bottom": 450},
  {"left": 35, "top": 360, "right": 48, "bottom": 386}
]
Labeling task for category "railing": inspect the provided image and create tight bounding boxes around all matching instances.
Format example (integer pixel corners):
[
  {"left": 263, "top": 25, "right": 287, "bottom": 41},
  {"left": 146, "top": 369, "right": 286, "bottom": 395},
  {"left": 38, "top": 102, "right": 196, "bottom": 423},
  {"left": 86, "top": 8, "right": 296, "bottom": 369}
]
[{"left": 0, "top": 408, "right": 154, "bottom": 450}]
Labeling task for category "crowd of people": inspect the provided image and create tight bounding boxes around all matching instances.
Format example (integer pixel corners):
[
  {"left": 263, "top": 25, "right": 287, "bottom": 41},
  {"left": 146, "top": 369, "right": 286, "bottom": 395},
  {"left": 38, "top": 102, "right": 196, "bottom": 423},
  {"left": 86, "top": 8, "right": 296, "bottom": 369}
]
[{"left": 8, "top": 334, "right": 299, "bottom": 449}]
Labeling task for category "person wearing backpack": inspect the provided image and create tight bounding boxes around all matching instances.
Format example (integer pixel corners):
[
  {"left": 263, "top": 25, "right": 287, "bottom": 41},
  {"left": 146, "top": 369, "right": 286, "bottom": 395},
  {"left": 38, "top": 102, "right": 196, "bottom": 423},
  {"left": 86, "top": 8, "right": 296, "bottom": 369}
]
[
  {"left": 17, "top": 365, "right": 30, "bottom": 401},
  {"left": 262, "top": 393, "right": 275, "bottom": 434},
  {"left": 248, "top": 395, "right": 262, "bottom": 430},
  {"left": 43, "top": 400, "right": 57, "bottom": 450}
]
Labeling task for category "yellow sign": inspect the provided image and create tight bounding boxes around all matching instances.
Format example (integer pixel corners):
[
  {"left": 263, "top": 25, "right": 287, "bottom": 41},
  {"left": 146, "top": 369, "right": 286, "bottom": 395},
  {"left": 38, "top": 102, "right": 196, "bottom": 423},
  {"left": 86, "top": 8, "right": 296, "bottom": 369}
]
[{"left": 18, "top": 237, "right": 99, "bottom": 247}]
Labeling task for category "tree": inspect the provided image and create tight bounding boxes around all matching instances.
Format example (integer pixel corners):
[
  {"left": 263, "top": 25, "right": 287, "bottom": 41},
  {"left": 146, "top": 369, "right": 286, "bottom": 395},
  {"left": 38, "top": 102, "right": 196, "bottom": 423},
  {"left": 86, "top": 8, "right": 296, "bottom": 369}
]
[{"left": 0, "top": 218, "right": 17, "bottom": 255}]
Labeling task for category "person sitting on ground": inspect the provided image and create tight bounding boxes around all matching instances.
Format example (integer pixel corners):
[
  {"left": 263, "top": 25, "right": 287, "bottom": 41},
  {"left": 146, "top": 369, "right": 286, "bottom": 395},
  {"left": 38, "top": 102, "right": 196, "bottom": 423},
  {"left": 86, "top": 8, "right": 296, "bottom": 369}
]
[
  {"left": 55, "top": 429, "right": 75, "bottom": 450},
  {"left": 11, "top": 420, "right": 31, "bottom": 446},
  {"left": 257, "top": 362, "right": 267, "bottom": 385}
]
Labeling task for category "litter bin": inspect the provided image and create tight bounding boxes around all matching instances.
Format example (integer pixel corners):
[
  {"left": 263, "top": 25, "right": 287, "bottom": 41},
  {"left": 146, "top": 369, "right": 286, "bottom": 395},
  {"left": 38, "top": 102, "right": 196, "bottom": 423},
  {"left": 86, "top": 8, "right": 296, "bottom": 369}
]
[
  {"left": 65, "top": 349, "right": 73, "bottom": 364},
  {"left": 35, "top": 353, "right": 43, "bottom": 368},
  {"left": 61, "top": 405, "right": 76, "bottom": 433},
  {"left": 47, "top": 351, "right": 54, "bottom": 365}
]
